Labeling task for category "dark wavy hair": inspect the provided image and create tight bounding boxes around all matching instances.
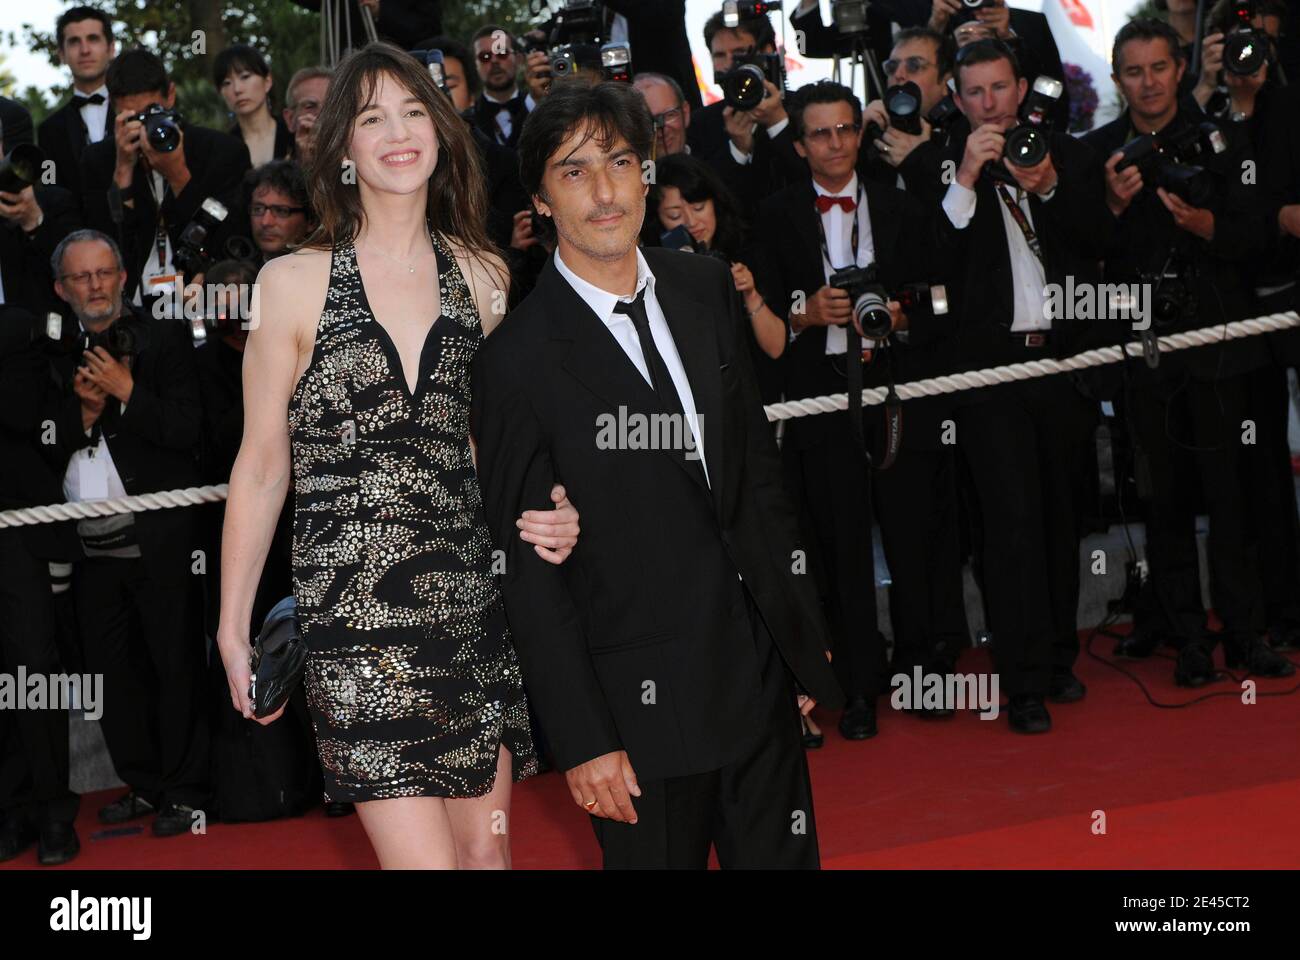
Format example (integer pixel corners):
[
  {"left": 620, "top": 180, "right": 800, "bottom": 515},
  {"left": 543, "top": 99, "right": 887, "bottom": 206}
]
[
  {"left": 643, "top": 153, "right": 744, "bottom": 260},
  {"left": 302, "top": 41, "right": 494, "bottom": 262}
]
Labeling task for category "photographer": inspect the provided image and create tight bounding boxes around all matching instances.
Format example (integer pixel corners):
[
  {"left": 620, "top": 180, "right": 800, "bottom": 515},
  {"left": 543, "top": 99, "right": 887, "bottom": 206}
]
[
  {"left": 80, "top": 49, "right": 252, "bottom": 310},
  {"left": 860, "top": 26, "right": 964, "bottom": 199},
  {"left": 244, "top": 160, "right": 313, "bottom": 265},
  {"left": 468, "top": 26, "right": 538, "bottom": 149},
  {"left": 936, "top": 39, "right": 1113, "bottom": 732},
  {"left": 43, "top": 229, "right": 209, "bottom": 837},
  {"left": 633, "top": 73, "right": 693, "bottom": 158},
  {"left": 1084, "top": 18, "right": 1292, "bottom": 683},
  {"left": 602, "top": 0, "right": 701, "bottom": 110},
  {"left": 283, "top": 66, "right": 333, "bottom": 166},
  {"left": 1192, "top": 0, "right": 1285, "bottom": 112},
  {"left": 748, "top": 81, "right": 945, "bottom": 740},
  {"left": 790, "top": 0, "right": 924, "bottom": 64}
]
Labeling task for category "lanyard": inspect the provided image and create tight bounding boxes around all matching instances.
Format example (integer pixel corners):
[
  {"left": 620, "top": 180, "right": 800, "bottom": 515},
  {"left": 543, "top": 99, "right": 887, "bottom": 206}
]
[
  {"left": 994, "top": 183, "right": 1044, "bottom": 266},
  {"left": 815, "top": 183, "right": 866, "bottom": 275}
]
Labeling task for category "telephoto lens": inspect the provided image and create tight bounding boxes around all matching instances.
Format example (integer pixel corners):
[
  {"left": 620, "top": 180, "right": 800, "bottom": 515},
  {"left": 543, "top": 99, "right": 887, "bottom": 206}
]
[
  {"left": 1002, "top": 76, "right": 1064, "bottom": 168},
  {"left": 1222, "top": 1, "right": 1268, "bottom": 77},
  {"left": 0, "top": 143, "right": 44, "bottom": 194}
]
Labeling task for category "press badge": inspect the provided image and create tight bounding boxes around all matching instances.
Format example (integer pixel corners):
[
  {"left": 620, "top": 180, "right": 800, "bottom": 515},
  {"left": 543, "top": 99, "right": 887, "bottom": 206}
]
[
  {"left": 146, "top": 271, "right": 181, "bottom": 318},
  {"left": 78, "top": 442, "right": 110, "bottom": 500}
]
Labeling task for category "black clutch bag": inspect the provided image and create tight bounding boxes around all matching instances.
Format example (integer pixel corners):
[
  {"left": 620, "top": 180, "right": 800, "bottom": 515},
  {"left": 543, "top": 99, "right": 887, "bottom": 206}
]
[{"left": 248, "top": 596, "right": 307, "bottom": 719}]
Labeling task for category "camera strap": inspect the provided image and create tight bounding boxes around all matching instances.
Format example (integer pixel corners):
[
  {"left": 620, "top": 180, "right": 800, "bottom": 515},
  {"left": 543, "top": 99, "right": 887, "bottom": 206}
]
[
  {"left": 869, "top": 349, "right": 903, "bottom": 472},
  {"left": 994, "top": 183, "right": 1045, "bottom": 267}
]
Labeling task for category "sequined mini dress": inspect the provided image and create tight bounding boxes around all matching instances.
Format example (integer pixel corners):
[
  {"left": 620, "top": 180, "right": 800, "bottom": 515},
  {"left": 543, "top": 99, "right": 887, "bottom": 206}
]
[{"left": 287, "top": 230, "right": 538, "bottom": 802}]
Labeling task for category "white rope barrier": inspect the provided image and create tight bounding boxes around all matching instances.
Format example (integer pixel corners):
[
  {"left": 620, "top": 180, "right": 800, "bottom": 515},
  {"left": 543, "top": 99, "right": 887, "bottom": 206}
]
[{"left": 2, "top": 312, "right": 1297, "bottom": 529}]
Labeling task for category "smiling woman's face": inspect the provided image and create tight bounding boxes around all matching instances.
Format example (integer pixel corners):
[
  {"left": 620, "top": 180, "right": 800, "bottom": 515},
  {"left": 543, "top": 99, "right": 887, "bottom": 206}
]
[{"left": 347, "top": 71, "right": 439, "bottom": 198}]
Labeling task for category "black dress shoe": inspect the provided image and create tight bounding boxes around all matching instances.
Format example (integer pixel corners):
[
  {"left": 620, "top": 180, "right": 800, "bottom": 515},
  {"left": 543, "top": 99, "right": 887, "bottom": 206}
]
[
  {"left": 324, "top": 801, "right": 355, "bottom": 818},
  {"left": 1113, "top": 628, "right": 1159, "bottom": 659},
  {"left": 151, "top": 802, "right": 198, "bottom": 838},
  {"left": 1174, "top": 643, "right": 1220, "bottom": 687},
  {"left": 838, "top": 696, "right": 878, "bottom": 740},
  {"left": 904, "top": 704, "right": 955, "bottom": 719},
  {"left": 1048, "top": 668, "right": 1087, "bottom": 704},
  {"left": 37, "top": 821, "right": 80, "bottom": 866},
  {"left": 97, "top": 790, "right": 157, "bottom": 825},
  {"left": 1007, "top": 694, "right": 1052, "bottom": 734},
  {"left": 1225, "top": 636, "right": 1297, "bottom": 678},
  {"left": 0, "top": 818, "right": 37, "bottom": 862}
]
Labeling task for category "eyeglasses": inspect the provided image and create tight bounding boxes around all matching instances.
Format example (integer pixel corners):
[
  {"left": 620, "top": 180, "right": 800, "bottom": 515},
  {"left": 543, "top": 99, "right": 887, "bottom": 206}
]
[
  {"left": 250, "top": 202, "right": 306, "bottom": 219},
  {"left": 61, "top": 268, "right": 118, "bottom": 286},
  {"left": 652, "top": 107, "right": 684, "bottom": 129},
  {"left": 883, "top": 56, "right": 934, "bottom": 76},
  {"left": 477, "top": 49, "right": 513, "bottom": 62},
  {"left": 804, "top": 122, "right": 862, "bottom": 144}
]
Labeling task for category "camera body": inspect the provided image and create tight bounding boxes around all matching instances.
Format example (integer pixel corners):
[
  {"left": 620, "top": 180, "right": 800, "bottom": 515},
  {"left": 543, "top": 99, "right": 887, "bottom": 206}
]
[
  {"left": 129, "top": 103, "right": 183, "bottom": 153},
  {"left": 894, "top": 281, "right": 950, "bottom": 329},
  {"left": 718, "top": 51, "right": 785, "bottom": 111},
  {"left": 79, "top": 313, "right": 146, "bottom": 364},
  {"left": 829, "top": 0, "right": 870, "bottom": 35},
  {"left": 0, "top": 143, "right": 44, "bottom": 195},
  {"left": 1115, "top": 121, "right": 1227, "bottom": 207},
  {"left": 864, "top": 82, "right": 924, "bottom": 155},
  {"left": 1146, "top": 260, "right": 1198, "bottom": 329},
  {"left": 1222, "top": 1, "right": 1269, "bottom": 78},
  {"left": 829, "top": 264, "right": 893, "bottom": 340},
  {"left": 962, "top": 0, "right": 993, "bottom": 8},
  {"left": 173, "top": 197, "right": 230, "bottom": 279},
  {"left": 722, "top": 0, "right": 783, "bottom": 29}
]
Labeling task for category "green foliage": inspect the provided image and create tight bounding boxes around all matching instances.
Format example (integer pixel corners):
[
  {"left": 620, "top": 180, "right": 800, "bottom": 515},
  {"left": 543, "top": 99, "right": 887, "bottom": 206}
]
[{"left": 440, "top": 1, "right": 546, "bottom": 43}]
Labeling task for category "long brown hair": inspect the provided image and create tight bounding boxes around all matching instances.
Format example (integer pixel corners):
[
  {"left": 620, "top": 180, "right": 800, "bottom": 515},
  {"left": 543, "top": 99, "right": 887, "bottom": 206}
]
[{"left": 303, "top": 41, "right": 495, "bottom": 260}]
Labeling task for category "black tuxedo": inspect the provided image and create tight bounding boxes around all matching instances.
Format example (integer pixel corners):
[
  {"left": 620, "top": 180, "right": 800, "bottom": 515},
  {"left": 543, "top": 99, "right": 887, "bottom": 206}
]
[
  {"left": 80, "top": 123, "right": 251, "bottom": 301},
  {"left": 604, "top": 0, "right": 701, "bottom": 111},
  {"left": 0, "top": 184, "right": 79, "bottom": 317},
  {"left": 687, "top": 102, "right": 808, "bottom": 218},
  {"left": 468, "top": 92, "right": 531, "bottom": 151},
  {"left": 473, "top": 248, "right": 841, "bottom": 867},
  {"left": 37, "top": 96, "right": 113, "bottom": 211}
]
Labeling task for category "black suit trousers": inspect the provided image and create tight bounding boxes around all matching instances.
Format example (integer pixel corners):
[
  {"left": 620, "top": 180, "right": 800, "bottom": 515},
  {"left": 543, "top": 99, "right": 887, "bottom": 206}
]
[
  {"left": 590, "top": 588, "right": 819, "bottom": 869},
  {"left": 0, "top": 529, "right": 79, "bottom": 825},
  {"left": 956, "top": 375, "right": 1096, "bottom": 696},
  {"left": 73, "top": 556, "right": 209, "bottom": 805}
]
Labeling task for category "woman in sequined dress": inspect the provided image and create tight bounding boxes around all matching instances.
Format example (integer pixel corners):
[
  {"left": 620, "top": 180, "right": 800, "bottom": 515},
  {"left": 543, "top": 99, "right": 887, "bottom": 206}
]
[{"left": 216, "top": 43, "right": 579, "bottom": 868}]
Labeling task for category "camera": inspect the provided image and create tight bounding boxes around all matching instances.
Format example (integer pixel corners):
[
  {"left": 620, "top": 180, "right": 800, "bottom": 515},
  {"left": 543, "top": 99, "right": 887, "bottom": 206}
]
[
  {"left": 600, "top": 42, "right": 633, "bottom": 84},
  {"left": 864, "top": 82, "right": 924, "bottom": 155},
  {"left": 659, "top": 224, "right": 731, "bottom": 264},
  {"left": 80, "top": 317, "right": 142, "bottom": 363},
  {"left": 962, "top": 0, "right": 992, "bottom": 8},
  {"left": 830, "top": 264, "right": 892, "bottom": 340},
  {"left": 128, "top": 103, "right": 183, "bottom": 153},
  {"left": 1115, "top": 121, "right": 1227, "bottom": 207},
  {"left": 994, "top": 75, "right": 1063, "bottom": 176},
  {"left": 173, "top": 197, "right": 230, "bottom": 279},
  {"left": 1148, "top": 261, "right": 1197, "bottom": 329},
  {"left": 926, "top": 94, "right": 961, "bottom": 134},
  {"left": 722, "top": 0, "right": 783, "bottom": 29},
  {"left": 830, "top": 0, "right": 870, "bottom": 35},
  {"left": 408, "top": 48, "right": 449, "bottom": 98},
  {"left": 1222, "top": 1, "right": 1269, "bottom": 77},
  {"left": 718, "top": 51, "right": 785, "bottom": 111},
  {"left": 894, "top": 281, "right": 950, "bottom": 328},
  {"left": 551, "top": 0, "right": 603, "bottom": 45},
  {"left": 0, "top": 143, "right": 44, "bottom": 195}
]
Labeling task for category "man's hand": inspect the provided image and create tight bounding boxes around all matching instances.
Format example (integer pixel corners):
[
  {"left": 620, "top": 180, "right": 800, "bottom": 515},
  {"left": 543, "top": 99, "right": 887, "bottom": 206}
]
[
  {"left": 976, "top": 0, "right": 1013, "bottom": 40},
  {"left": 723, "top": 105, "right": 757, "bottom": 156},
  {"left": 957, "top": 123, "right": 1005, "bottom": 189},
  {"left": 1194, "top": 31, "right": 1225, "bottom": 107},
  {"left": 142, "top": 126, "right": 190, "bottom": 196},
  {"left": 1279, "top": 203, "right": 1300, "bottom": 239},
  {"left": 1158, "top": 187, "right": 1215, "bottom": 241},
  {"left": 1104, "top": 151, "right": 1143, "bottom": 218},
  {"left": 74, "top": 368, "right": 107, "bottom": 432},
  {"left": 0, "top": 185, "right": 42, "bottom": 232},
  {"left": 797, "top": 693, "right": 816, "bottom": 716},
  {"left": 797, "top": 284, "right": 851, "bottom": 332},
  {"left": 517, "top": 482, "right": 579, "bottom": 564},
  {"left": 565, "top": 750, "right": 641, "bottom": 822},
  {"left": 81, "top": 347, "right": 134, "bottom": 405},
  {"left": 1005, "top": 151, "right": 1058, "bottom": 197},
  {"left": 751, "top": 80, "right": 787, "bottom": 128},
  {"left": 509, "top": 209, "right": 539, "bottom": 251},
  {"left": 525, "top": 50, "right": 552, "bottom": 100},
  {"left": 928, "top": 0, "right": 962, "bottom": 31},
  {"left": 878, "top": 118, "right": 933, "bottom": 168},
  {"left": 113, "top": 110, "right": 145, "bottom": 189}
]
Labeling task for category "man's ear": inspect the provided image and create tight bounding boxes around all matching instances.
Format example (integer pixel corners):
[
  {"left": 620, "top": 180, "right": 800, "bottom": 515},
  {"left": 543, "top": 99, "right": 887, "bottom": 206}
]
[
  {"left": 682, "top": 100, "right": 692, "bottom": 129},
  {"left": 164, "top": 82, "right": 177, "bottom": 108},
  {"left": 1174, "top": 59, "right": 1186, "bottom": 86},
  {"left": 793, "top": 138, "right": 807, "bottom": 159},
  {"left": 532, "top": 192, "right": 551, "bottom": 218},
  {"left": 1016, "top": 75, "right": 1028, "bottom": 105}
]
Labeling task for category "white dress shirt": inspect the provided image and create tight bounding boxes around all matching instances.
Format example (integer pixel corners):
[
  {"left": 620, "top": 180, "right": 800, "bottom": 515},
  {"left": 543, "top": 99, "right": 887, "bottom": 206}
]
[
  {"left": 812, "top": 173, "right": 875, "bottom": 355},
  {"left": 78, "top": 83, "right": 111, "bottom": 144},
  {"left": 553, "top": 247, "right": 711, "bottom": 487},
  {"left": 942, "top": 180, "right": 1050, "bottom": 332},
  {"left": 482, "top": 87, "right": 536, "bottom": 144},
  {"left": 62, "top": 323, "right": 129, "bottom": 502}
]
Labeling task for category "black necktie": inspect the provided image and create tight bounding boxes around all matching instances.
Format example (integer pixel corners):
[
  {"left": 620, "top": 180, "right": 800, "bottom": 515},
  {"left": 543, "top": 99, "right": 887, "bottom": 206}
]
[
  {"left": 611, "top": 288, "right": 707, "bottom": 485},
  {"left": 71, "top": 93, "right": 106, "bottom": 108}
]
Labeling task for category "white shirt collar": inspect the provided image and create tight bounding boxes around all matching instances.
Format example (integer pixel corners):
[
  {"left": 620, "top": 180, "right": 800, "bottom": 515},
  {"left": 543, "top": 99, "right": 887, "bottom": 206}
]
[
  {"left": 813, "top": 172, "right": 859, "bottom": 201},
  {"left": 553, "top": 246, "right": 655, "bottom": 329}
]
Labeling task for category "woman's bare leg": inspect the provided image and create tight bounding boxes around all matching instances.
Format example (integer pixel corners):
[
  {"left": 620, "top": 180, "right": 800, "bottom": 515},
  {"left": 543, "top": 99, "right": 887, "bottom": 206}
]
[
  {"left": 353, "top": 795, "right": 457, "bottom": 869},
  {"left": 444, "top": 744, "right": 515, "bottom": 870}
]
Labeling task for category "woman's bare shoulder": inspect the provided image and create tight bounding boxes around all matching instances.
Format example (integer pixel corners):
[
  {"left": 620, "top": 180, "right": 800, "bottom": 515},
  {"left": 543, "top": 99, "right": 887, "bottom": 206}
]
[{"left": 254, "top": 247, "right": 332, "bottom": 331}]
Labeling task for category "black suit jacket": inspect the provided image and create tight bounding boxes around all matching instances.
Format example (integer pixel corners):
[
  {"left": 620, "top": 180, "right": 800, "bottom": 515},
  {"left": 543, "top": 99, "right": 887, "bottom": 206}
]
[
  {"left": 605, "top": 0, "right": 702, "bottom": 111},
  {"left": 0, "top": 306, "right": 79, "bottom": 562},
  {"left": 688, "top": 101, "right": 808, "bottom": 220},
  {"left": 467, "top": 92, "right": 532, "bottom": 151},
  {"left": 80, "top": 123, "right": 251, "bottom": 301},
  {"left": 0, "top": 184, "right": 79, "bottom": 317},
  {"left": 41, "top": 307, "right": 201, "bottom": 586},
  {"left": 472, "top": 248, "right": 843, "bottom": 780},
  {"left": 0, "top": 96, "right": 34, "bottom": 150},
  {"left": 37, "top": 98, "right": 112, "bottom": 211},
  {"left": 748, "top": 175, "right": 947, "bottom": 450}
]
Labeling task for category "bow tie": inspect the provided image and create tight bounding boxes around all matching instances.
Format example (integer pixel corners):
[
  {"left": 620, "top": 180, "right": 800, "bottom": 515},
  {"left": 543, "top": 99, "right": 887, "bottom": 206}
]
[
  {"left": 484, "top": 96, "right": 524, "bottom": 117},
  {"left": 815, "top": 194, "right": 856, "bottom": 215},
  {"left": 72, "top": 92, "right": 106, "bottom": 108}
]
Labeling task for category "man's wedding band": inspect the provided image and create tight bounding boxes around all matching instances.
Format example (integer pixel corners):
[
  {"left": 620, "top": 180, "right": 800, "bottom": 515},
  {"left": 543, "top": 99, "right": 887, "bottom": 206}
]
[{"left": 584, "top": 799, "right": 597, "bottom": 810}]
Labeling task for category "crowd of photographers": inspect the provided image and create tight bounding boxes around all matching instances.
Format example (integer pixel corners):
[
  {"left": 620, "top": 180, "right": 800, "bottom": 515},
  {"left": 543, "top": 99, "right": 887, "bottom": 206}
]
[{"left": 3, "top": 0, "right": 1300, "bottom": 866}]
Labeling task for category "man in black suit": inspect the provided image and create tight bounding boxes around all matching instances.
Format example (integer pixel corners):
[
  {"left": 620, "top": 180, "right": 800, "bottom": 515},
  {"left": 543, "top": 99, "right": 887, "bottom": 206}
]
[
  {"left": 467, "top": 26, "right": 539, "bottom": 150},
  {"left": 935, "top": 39, "right": 1113, "bottom": 732},
  {"left": 42, "top": 229, "right": 209, "bottom": 838},
  {"left": 80, "top": 49, "right": 251, "bottom": 311},
  {"left": 603, "top": 0, "right": 702, "bottom": 111},
  {"left": 0, "top": 305, "right": 82, "bottom": 865},
  {"left": 748, "top": 80, "right": 950, "bottom": 738},
  {"left": 473, "top": 81, "right": 843, "bottom": 869},
  {"left": 36, "top": 6, "right": 117, "bottom": 215},
  {"left": 1083, "top": 18, "right": 1293, "bottom": 684}
]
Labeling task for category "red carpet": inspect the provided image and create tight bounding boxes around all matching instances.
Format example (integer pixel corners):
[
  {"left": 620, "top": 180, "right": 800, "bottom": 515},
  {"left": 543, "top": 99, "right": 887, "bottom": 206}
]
[{"left": 6, "top": 640, "right": 1299, "bottom": 870}]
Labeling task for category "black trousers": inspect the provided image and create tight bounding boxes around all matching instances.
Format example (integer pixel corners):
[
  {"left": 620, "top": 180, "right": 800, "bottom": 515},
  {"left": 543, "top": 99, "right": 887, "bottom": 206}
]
[
  {"left": 873, "top": 447, "right": 970, "bottom": 675},
  {"left": 1128, "top": 371, "right": 1265, "bottom": 642},
  {"left": 956, "top": 377, "right": 1096, "bottom": 697},
  {"left": 782, "top": 432, "right": 885, "bottom": 699},
  {"left": 73, "top": 556, "right": 209, "bottom": 806},
  {"left": 0, "top": 530, "right": 79, "bottom": 825},
  {"left": 1245, "top": 359, "right": 1300, "bottom": 629},
  {"left": 589, "top": 588, "right": 820, "bottom": 869}
]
